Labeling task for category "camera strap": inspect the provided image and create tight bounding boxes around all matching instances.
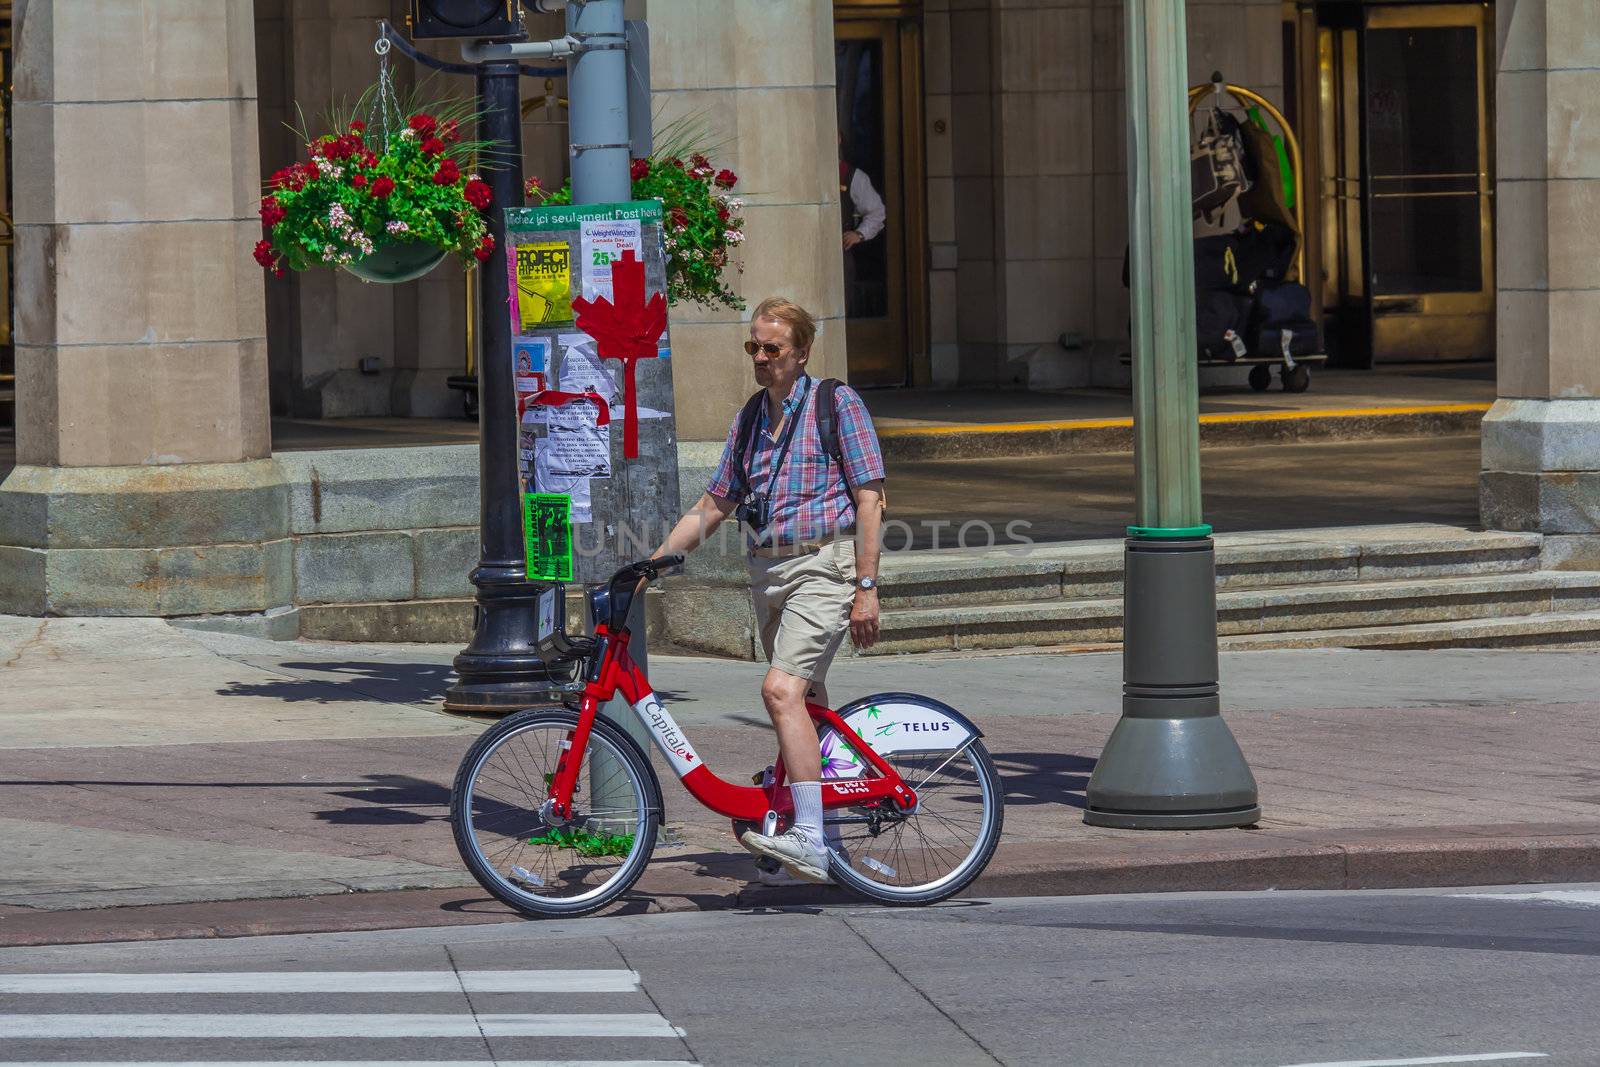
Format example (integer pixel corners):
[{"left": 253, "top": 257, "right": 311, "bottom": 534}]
[{"left": 746, "top": 375, "right": 811, "bottom": 506}]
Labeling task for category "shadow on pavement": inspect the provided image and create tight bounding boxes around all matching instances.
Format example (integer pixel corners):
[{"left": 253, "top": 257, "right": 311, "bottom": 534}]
[
  {"left": 213, "top": 660, "right": 456, "bottom": 705},
  {"left": 994, "top": 750, "right": 1096, "bottom": 809}
]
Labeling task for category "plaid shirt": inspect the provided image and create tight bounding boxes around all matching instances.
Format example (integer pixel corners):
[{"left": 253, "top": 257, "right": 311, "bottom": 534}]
[{"left": 707, "top": 375, "right": 886, "bottom": 549}]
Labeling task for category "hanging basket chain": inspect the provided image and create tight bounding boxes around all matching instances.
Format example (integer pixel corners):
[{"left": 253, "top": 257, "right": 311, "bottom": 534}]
[{"left": 370, "top": 26, "right": 403, "bottom": 151}]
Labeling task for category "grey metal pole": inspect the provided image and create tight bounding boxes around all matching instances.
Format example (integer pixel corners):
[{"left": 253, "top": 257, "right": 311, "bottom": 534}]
[
  {"left": 567, "top": 0, "right": 632, "bottom": 204},
  {"left": 565, "top": 0, "right": 654, "bottom": 770},
  {"left": 1082, "top": 0, "right": 1259, "bottom": 829}
]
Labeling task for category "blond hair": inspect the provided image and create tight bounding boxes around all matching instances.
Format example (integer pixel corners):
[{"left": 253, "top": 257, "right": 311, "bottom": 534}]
[{"left": 751, "top": 297, "right": 817, "bottom": 353}]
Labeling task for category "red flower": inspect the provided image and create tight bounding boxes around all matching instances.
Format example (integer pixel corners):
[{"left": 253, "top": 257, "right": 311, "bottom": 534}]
[
  {"left": 715, "top": 168, "right": 737, "bottom": 189},
  {"left": 524, "top": 176, "right": 543, "bottom": 199},
  {"left": 363, "top": 150, "right": 378, "bottom": 168},
  {"left": 630, "top": 158, "right": 650, "bottom": 182},
  {"left": 716, "top": 204, "right": 730, "bottom": 222},
  {"left": 421, "top": 136, "right": 446, "bottom": 157},
  {"left": 666, "top": 157, "right": 684, "bottom": 170},
  {"left": 308, "top": 140, "right": 323, "bottom": 158},
  {"left": 408, "top": 113, "right": 437, "bottom": 136},
  {"left": 691, "top": 153, "right": 711, "bottom": 170},
  {"left": 259, "top": 196, "right": 285, "bottom": 227},
  {"left": 348, "top": 120, "right": 366, "bottom": 136},
  {"left": 464, "top": 178, "right": 492, "bottom": 209},
  {"left": 350, "top": 173, "right": 368, "bottom": 190},
  {"left": 441, "top": 119, "right": 461, "bottom": 144},
  {"left": 252, "top": 239, "right": 276, "bottom": 268},
  {"left": 268, "top": 167, "right": 291, "bottom": 190},
  {"left": 433, "top": 158, "right": 461, "bottom": 185},
  {"left": 371, "top": 176, "right": 395, "bottom": 199},
  {"left": 669, "top": 206, "right": 689, "bottom": 230},
  {"left": 474, "top": 234, "right": 496, "bottom": 262}
]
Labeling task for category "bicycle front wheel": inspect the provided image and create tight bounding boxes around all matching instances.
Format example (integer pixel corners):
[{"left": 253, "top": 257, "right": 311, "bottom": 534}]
[
  {"left": 451, "top": 708, "right": 661, "bottom": 918},
  {"left": 825, "top": 707, "right": 1004, "bottom": 906}
]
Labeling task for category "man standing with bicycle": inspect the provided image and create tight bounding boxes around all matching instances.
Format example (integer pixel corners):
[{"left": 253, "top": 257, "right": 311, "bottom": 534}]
[{"left": 653, "top": 297, "right": 886, "bottom": 884}]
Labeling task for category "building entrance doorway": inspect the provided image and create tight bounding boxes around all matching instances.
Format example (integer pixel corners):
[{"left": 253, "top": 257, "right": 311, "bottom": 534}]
[
  {"left": 1299, "top": 1, "right": 1493, "bottom": 366},
  {"left": 834, "top": 5, "right": 925, "bottom": 387}
]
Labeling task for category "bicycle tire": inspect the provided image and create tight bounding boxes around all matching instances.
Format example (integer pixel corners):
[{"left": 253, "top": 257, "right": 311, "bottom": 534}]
[
  {"left": 827, "top": 736, "right": 1005, "bottom": 907},
  {"left": 451, "top": 708, "right": 662, "bottom": 919}
]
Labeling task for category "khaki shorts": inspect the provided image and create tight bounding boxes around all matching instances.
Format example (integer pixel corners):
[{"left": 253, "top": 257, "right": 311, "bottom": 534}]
[{"left": 747, "top": 538, "right": 857, "bottom": 705}]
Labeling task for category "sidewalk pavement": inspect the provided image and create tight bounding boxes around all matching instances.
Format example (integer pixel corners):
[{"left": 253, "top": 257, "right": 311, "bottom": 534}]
[{"left": 1, "top": 614, "right": 1596, "bottom": 944}]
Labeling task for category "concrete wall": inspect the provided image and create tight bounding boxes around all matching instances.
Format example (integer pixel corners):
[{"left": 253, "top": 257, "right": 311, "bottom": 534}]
[
  {"left": 925, "top": 0, "right": 1283, "bottom": 390},
  {"left": 1480, "top": 0, "right": 1600, "bottom": 566},
  {"left": 0, "top": 0, "right": 295, "bottom": 620}
]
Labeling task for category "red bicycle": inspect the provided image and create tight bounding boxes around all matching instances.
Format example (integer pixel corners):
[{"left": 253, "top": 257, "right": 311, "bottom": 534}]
[{"left": 450, "top": 555, "right": 1005, "bottom": 918}]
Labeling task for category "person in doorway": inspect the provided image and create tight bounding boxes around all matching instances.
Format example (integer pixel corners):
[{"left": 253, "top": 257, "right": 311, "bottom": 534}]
[
  {"left": 652, "top": 297, "right": 887, "bottom": 884},
  {"left": 841, "top": 155, "right": 885, "bottom": 253}
]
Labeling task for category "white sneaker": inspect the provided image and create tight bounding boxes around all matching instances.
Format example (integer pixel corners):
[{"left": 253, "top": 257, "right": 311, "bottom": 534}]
[{"left": 739, "top": 827, "right": 830, "bottom": 884}]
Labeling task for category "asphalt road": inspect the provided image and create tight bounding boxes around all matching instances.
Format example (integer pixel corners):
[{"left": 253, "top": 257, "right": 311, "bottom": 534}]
[
  {"left": 3, "top": 884, "right": 1598, "bottom": 1066},
  {"left": 886, "top": 434, "right": 1481, "bottom": 548}
]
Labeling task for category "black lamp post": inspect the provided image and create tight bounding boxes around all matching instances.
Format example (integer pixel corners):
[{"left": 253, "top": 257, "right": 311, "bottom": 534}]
[{"left": 375, "top": 17, "right": 580, "bottom": 712}]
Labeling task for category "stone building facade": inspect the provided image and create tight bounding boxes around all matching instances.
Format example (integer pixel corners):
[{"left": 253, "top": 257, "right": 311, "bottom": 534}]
[{"left": 0, "top": 0, "right": 1595, "bottom": 631}]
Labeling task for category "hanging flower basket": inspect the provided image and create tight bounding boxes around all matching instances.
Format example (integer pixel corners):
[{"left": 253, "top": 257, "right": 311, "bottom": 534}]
[
  {"left": 253, "top": 77, "right": 497, "bottom": 284},
  {"left": 342, "top": 238, "right": 450, "bottom": 284},
  {"left": 528, "top": 151, "right": 746, "bottom": 310}
]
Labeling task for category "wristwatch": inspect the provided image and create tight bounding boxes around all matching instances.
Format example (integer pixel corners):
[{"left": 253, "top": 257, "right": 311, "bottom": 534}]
[{"left": 855, "top": 576, "right": 878, "bottom": 592}]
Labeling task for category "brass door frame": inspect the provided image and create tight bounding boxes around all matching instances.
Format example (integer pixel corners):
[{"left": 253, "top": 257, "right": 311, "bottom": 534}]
[
  {"left": 833, "top": 12, "right": 927, "bottom": 388},
  {"left": 1361, "top": 3, "right": 1494, "bottom": 362}
]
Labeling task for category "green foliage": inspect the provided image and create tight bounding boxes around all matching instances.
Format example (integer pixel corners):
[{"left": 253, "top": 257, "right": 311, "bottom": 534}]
[
  {"left": 529, "top": 149, "right": 746, "bottom": 311},
  {"left": 254, "top": 86, "right": 496, "bottom": 277},
  {"left": 528, "top": 826, "right": 636, "bottom": 858}
]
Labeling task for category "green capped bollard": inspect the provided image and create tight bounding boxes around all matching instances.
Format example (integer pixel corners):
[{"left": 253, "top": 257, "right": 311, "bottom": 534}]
[{"left": 1083, "top": 531, "right": 1259, "bottom": 828}]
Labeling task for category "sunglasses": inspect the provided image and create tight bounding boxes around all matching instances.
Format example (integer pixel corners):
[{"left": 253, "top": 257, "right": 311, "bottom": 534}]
[{"left": 744, "top": 340, "right": 788, "bottom": 357}]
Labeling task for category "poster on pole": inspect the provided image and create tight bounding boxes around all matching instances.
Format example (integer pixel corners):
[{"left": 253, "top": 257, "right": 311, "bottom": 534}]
[
  {"left": 523, "top": 493, "right": 574, "bottom": 583},
  {"left": 504, "top": 200, "right": 681, "bottom": 584}
]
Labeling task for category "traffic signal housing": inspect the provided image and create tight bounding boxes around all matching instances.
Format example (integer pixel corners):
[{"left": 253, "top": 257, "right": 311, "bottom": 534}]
[{"left": 408, "top": 0, "right": 525, "bottom": 41}]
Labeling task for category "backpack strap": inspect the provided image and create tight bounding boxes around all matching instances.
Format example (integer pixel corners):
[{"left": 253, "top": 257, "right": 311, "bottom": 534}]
[
  {"left": 815, "top": 378, "right": 854, "bottom": 500},
  {"left": 729, "top": 389, "right": 767, "bottom": 497}
]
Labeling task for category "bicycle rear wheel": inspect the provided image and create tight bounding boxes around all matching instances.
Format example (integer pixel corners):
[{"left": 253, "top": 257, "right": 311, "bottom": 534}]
[
  {"left": 823, "top": 699, "right": 1004, "bottom": 906},
  {"left": 451, "top": 708, "right": 661, "bottom": 918}
]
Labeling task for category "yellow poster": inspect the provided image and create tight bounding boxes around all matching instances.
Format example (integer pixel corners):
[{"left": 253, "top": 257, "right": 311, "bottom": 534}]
[{"left": 515, "top": 241, "right": 573, "bottom": 330}]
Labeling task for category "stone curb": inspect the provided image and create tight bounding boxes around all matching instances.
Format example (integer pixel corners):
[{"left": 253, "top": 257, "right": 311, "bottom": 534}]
[
  {"left": 3, "top": 824, "right": 1595, "bottom": 947},
  {"left": 878, "top": 405, "right": 1489, "bottom": 461}
]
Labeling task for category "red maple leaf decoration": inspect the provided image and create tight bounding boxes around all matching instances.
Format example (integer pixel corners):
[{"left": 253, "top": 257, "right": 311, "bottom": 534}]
[{"left": 570, "top": 248, "right": 667, "bottom": 459}]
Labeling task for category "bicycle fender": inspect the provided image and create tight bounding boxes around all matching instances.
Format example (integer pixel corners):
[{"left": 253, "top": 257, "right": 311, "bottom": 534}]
[{"left": 832, "top": 692, "right": 983, "bottom": 756}]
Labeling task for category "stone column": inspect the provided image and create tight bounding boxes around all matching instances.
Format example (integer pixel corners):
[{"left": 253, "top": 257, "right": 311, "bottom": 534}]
[
  {"left": 0, "top": 0, "right": 290, "bottom": 617},
  {"left": 1481, "top": 0, "right": 1600, "bottom": 567},
  {"left": 632, "top": 0, "right": 844, "bottom": 443}
]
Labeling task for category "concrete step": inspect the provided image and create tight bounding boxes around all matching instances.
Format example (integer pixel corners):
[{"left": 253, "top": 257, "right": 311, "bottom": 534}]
[
  {"left": 868, "top": 569, "right": 1600, "bottom": 656},
  {"left": 1217, "top": 610, "right": 1600, "bottom": 651},
  {"left": 876, "top": 524, "right": 1542, "bottom": 610}
]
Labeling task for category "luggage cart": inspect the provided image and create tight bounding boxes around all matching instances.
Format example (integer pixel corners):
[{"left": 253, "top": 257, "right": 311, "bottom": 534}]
[{"left": 1139, "top": 74, "right": 1328, "bottom": 393}]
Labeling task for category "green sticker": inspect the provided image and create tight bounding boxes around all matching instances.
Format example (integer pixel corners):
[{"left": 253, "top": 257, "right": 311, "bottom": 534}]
[{"left": 523, "top": 493, "right": 574, "bottom": 582}]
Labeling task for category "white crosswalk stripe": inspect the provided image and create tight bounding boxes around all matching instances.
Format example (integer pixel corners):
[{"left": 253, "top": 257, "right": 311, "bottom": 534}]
[
  {"left": 0, "top": 1013, "right": 687, "bottom": 1039},
  {"left": 0, "top": 971, "right": 644, "bottom": 994},
  {"left": 0, "top": 968, "right": 695, "bottom": 1065}
]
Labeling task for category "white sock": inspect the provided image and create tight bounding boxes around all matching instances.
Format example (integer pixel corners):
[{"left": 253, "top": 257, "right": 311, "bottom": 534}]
[{"left": 789, "top": 781, "right": 825, "bottom": 850}]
